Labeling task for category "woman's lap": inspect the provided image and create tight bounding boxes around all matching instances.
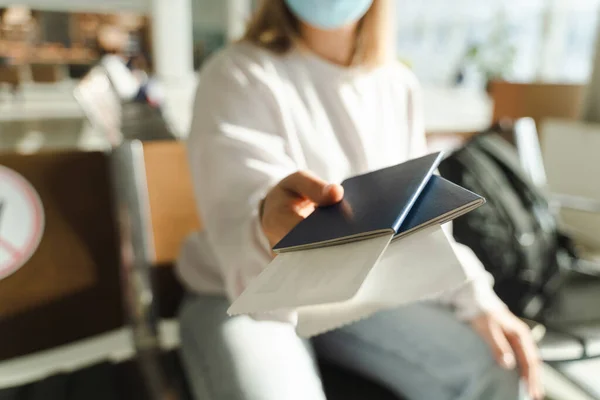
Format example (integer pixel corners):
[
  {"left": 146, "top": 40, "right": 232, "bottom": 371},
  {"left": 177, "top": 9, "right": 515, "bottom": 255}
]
[
  {"left": 179, "top": 294, "right": 523, "bottom": 400},
  {"left": 178, "top": 294, "right": 326, "bottom": 400},
  {"left": 313, "top": 303, "right": 523, "bottom": 400}
]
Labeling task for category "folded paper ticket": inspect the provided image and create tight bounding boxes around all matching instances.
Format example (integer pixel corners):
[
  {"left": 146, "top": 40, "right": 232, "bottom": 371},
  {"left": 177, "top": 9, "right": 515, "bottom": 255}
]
[{"left": 229, "top": 225, "right": 468, "bottom": 337}]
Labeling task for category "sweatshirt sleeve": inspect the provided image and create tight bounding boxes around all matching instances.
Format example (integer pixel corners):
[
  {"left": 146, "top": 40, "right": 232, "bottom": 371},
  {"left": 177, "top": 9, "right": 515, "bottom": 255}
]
[
  {"left": 187, "top": 50, "right": 297, "bottom": 302},
  {"left": 401, "top": 65, "right": 507, "bottom": 320}
]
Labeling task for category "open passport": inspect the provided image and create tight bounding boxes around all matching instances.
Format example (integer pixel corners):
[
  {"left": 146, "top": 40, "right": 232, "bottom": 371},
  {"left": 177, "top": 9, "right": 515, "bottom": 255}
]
[{"left": 228, "top": 152, "right": 486, "bottom": 337}]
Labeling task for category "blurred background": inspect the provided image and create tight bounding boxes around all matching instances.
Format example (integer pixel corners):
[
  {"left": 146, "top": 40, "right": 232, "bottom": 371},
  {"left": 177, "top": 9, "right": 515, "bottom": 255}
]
[
  {"left": 0, "top": 0, "right": 599, "bottom": 151},
  {"left": 1, "top": 1, "right": 600, "bottom": 400}
]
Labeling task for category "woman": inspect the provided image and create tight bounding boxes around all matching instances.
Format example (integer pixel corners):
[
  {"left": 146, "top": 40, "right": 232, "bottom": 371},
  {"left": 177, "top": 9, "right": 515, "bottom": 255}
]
[{"left": 177, "top": 1, "right": 543, "bottom": 399}]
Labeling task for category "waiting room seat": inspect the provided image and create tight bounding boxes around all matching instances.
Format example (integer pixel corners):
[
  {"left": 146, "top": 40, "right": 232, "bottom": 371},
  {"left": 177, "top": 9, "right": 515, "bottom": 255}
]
[
  {"left": 490, "top": 83, "right": 599, "bottom": 260},
  {"left": 30, "top": 64, "right": 64, "bottom": 83},
  {"left": 0, "top": 151, "right": 122, "bottom": 360},
  {"left": 0, "top": 64, "right": 20, "bottom": 92},
  {"left": 110, "top": 139, "right": 402, "bottom": 400},
  {"left": 490, "top": 81, "right": 585, "bottom": 129},
  {"left": 508, "top": 118, "right": 600, "bottom": 398},
  {"left": 540, "top": 119, "right": 600, "bottom": 254},
  {"left": 0, "top": 150, "right": 161, "bottom": 399},
  {"left": 480, "top": 80, "right": 600, "bottom": 397},
  {"left": 538, "top": 120, "right": 600, "bottom": 367}
]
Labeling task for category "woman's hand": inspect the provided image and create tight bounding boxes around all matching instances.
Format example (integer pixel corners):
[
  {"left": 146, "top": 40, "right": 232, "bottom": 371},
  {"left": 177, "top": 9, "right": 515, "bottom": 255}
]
[
  {"left": 260, "top": 171, "right": 344, "bottom": 248},
  {"left": 470, "top": 309, "right": 544, "bottom": 400}
]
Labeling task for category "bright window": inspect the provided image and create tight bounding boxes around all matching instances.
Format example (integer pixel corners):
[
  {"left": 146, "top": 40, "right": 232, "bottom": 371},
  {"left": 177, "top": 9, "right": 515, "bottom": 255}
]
[{"left": 396, "top": 0, "right": 600, "bottom": 86}]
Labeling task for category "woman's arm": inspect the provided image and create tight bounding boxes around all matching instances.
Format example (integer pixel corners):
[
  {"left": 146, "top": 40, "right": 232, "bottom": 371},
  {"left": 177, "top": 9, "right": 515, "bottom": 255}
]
[
  {"left": 188, "top": 50, "right": 298, "bottom": 300},
  {"left": 188, "top": 48, "right": 342, "bottom": 305}
]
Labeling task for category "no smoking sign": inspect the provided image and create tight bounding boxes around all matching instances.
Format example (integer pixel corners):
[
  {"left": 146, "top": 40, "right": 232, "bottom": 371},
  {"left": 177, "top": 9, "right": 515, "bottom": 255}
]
[{"left": 0, "top": 166, "right": 45, "bottom": 280}]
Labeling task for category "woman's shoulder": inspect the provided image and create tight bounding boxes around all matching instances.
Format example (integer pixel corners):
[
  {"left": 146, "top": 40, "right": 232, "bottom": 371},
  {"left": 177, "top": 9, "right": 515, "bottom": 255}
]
[
  {"left": 376, "top": 60, "right": 420, "bottom": 92},
  {"left": 198, "top": 42, "right": 282, "bottom": 86}
]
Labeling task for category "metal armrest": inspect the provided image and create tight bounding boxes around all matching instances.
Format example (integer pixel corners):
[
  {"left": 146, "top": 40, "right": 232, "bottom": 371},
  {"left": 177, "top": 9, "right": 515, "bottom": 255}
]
[
  {"left": 550, "top": 193, "right": 600, "bottom": 251},
  {"left": 572, "top": 258, "right": 600, "bottom": 277},
  {"left": 552, "top": 193, "right": 600, "bottom": 214},
  {"left": 110, "top": 141, "right": 176, "bottom": 400},
  {"left": 522, "top": 318, "right": 547, "bottom": 343}
]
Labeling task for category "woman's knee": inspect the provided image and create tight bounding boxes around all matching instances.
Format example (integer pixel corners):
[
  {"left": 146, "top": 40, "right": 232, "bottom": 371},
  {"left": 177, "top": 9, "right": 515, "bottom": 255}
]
[
  {"left": 178, "top": 295, "right": 230, "bottom": 400},
  {"left": 453, "top": 332, "right": 523, "bottom": 399},
  {"left": 179, "top": 294, "right": 230, "bottom": 327},
  {"left": 178, "top": 294, "right": 325, "bottom": 400},
  {"left": 453, "top": 330, "right": 522, "bottom": 400},
  {"left": 390, "top": 304, "right": 522, "bottom": 399}
]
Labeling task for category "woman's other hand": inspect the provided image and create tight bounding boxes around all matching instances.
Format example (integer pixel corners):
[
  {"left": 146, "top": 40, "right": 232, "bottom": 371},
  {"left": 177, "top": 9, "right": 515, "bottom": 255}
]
[
  {"left": 260, "top": 171, "right": 344, "bottom": 248},
  {"left": 470, "top": 309, "right": 544, "bottom": 400}
]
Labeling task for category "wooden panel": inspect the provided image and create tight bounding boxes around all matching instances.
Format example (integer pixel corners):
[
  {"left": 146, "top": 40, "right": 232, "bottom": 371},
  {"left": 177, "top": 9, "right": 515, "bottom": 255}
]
[
  {"left": 30, "top": 64, "right": 63, "bottom": 83},
  {"left": 491, "top": 81, "right": 585, "bottom": 127},
  {"left": 0, "top": 151, "right": 124, "bottom": 361},
  {"left": 143, "top": 141, "right": 202, "bottom": 265},
  {"left": 0, "top": 65, "right": 20, "bottom": 85}
]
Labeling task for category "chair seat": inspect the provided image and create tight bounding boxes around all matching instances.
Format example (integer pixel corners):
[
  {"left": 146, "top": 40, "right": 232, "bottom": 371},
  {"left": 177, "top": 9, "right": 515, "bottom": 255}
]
[
  {"left": 538, "top": 275, "right": 600, "bottom": 362},
  {"left": 539, "top": 329, "right": 588, "bottom": 362},
  {"left": 552, "top": 358, "right": 600, "bottom": 399}
]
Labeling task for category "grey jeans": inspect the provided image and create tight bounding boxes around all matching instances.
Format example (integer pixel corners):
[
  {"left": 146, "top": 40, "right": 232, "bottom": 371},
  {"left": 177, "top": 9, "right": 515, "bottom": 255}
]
[{"left": 178, "top": 294, "right": 526, "bottom": 400}]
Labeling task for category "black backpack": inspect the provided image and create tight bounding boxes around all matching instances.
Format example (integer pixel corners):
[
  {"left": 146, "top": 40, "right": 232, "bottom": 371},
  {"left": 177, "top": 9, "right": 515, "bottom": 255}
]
[{"left": 438, "top": 125, "right": 576, "bottom": 320}]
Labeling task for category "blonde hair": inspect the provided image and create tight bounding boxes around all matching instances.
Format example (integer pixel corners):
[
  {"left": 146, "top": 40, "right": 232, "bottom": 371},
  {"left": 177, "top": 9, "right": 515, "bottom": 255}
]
[{"left": 243, "top": 0, "right": 393, "bottom": 67}]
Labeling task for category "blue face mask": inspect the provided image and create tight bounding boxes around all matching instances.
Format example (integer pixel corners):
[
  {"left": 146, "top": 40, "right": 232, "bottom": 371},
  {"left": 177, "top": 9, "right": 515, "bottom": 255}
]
[{"left": 284, "top": 0, "right": 374, "bottom": 30}]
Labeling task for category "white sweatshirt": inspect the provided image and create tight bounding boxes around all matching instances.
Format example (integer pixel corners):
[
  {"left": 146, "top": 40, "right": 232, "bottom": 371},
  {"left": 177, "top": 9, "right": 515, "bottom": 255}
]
[{"left": 177, "top": 42, "right": 506, "bottom": 321}]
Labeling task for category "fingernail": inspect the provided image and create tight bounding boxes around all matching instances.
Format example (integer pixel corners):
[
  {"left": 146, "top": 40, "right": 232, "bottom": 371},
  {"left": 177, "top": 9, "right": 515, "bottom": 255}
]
[
  {"left": 501, "top": 353, "right": 516, "bottom": 369},
  {"left": 322, "top": 184, "right": 333, "bottom": 197}
]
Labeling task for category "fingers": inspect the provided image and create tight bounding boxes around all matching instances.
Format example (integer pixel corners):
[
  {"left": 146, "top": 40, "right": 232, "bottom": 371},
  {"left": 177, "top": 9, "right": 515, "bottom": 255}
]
[
  {"left": 292, "top": 198, "right": 316, "bottom": 218},
  {"left": 262, "top": 171, "right": 344, "bottom": 247},
  {"left": 506, "top": 324, "right": 544, "bottom": 400},
  {"left": 471, "top": 313, "right": 544, "bottom": 400},
  {"left": 262, "top": 196, "right": 305, "bottom": 242},
  {"left": 322, "top": 183, "right": 345, "bottom": 205},
  {"left": 279, "top": 171, "right": 344, "bottom": 206},
  {"left": 481, "top": 320, "right": 518, "bottom": 370}
]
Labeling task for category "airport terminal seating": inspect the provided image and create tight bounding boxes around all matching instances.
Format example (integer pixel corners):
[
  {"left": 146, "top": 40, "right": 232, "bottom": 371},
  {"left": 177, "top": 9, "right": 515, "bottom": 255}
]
[
  {"left": 492, "top": 83, "right": 600, "bottom": 399},
  {"left": 0, "top": 150, "right": 189, "bottom": 400}
]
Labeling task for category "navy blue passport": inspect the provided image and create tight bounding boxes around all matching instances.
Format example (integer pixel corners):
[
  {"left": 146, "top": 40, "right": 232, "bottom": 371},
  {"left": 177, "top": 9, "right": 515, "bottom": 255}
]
[
  {"left": 273, "top": 152, "right": 448, "bottom": 252},
  {"left": 394, "top": 175, "right": 484, "bottom": 239}
]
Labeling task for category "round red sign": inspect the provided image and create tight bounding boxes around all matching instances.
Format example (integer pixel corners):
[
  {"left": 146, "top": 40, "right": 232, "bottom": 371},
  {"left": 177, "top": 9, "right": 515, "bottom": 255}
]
[{"left": 0, "top": 166, "right": 45, "bottom": 280}]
